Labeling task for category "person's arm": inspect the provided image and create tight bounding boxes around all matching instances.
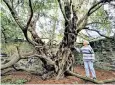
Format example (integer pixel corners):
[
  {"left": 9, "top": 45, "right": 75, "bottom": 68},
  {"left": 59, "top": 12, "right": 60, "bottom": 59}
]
[
  {"left": 89, "top": 45, "right": 94, "bottom": 54},
  {"left": 89, "top": 46, "right": 95, "bottom": 59},
  {"left": 91, "top": 48, "right": 95, "bottom": 54},
  {"left": 74, "top": 47, "right": 81, "bottom": 53}
]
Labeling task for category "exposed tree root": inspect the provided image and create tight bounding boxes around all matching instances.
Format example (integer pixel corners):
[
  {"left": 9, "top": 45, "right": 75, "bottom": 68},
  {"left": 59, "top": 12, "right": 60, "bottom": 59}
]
[
  {"left": 67, "top": 71, "right": 115, "bottom": 84},
  {"left": 1, "top": 68, "right": 14, "bottom": 76},
  {"left": 1, "top": 54, "right": 20, "bottom": 70}
]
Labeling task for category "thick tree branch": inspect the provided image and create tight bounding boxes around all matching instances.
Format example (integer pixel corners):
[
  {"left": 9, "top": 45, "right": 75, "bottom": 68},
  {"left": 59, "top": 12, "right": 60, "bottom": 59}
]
[
  {"left": 3, "top": 0, "right": 24, "bottom": 29},
  {"left": 77, "top": 1, "right": 103, "bottom": 27},
  {"left": 57, "top": 0, "right": 69, "bottom": 21},
  {"left": 3, "top": 0, "right": 38, "bottom": 46},
  {"left": 1, "top": 45, "right": 55, "bottom": 70},
  {"left": 28, "top": 14, "right": 45, "bottom": 45},
  {"left": 76, "top": 0, "right": 113, "bottom": 34},
  {"left": 1, "top": 47, "right": 21, "bottom": 70},
  {"left": 22, "top": 0, "right": 38, "bottom": 46},
  {"left": 88, "top": 4, "right": 103, "bottom": 16},
  {"left": 77, "top": 15, "right": 88, "bottom": 33},
  {"left": 87, "top": 0, "right": 114, "bottom": 16},
  {"left": 77, "top": 1, "right": 103, "bottom": 31},
  {"left": 87, "top": 1, "right": 103, "bottom": 16},
  {"left": 26, "top": 0, "right": 33, "bottom": 29}
]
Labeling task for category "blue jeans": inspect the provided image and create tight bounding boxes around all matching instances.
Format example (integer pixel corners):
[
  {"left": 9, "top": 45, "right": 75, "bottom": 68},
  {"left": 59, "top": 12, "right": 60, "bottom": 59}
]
[{"left": 83, "top": 60, "right": 96, "bottom": 78}]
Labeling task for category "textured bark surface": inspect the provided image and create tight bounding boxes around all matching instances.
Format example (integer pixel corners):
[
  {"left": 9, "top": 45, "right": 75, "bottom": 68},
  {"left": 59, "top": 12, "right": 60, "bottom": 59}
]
[{"left": 55, "top": 2, "right": 78, "bottom": 79}]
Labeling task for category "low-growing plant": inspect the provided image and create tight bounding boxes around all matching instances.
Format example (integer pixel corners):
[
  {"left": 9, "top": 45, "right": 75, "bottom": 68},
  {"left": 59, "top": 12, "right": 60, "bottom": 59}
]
[{"left": 14, "top": 79, "right": 28, "bottom": 84}]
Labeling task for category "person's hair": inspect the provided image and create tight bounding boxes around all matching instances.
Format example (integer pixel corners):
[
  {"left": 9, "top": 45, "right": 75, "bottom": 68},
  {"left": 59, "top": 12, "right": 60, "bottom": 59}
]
[{"left": 83, "top": 40, "right": 90, "bottom": 45}]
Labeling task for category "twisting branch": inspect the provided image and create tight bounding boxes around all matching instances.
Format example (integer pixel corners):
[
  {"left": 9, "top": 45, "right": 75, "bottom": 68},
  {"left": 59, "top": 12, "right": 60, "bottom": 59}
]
[
  {"left": 26, "top": 0, "right": 33, "bottom": 28},
  {"left": 87, "top": 0, "right": 114, "bottom": 16},
  {"left": 3, "top": 0, "right": 24, "bottom": 29},
  {"left": 28, "top": 14, "right": 45, "bottom": 45},
  {"left": 22, "top": 0, "right": 36, "bottom": 45},
  {"left": 76, "top": 0, "right": 113, "bottom": 34},
  {"left": 87, "top": 22, "right": 110, "bottom": 25},
  {"left": 1, "top": 47, "right": 21, "bottom": 70},
  {"left": 57, "top": 0, "right": 69, "bottom": 21},
  {"left": 83, "top": 27, "right": 113, "bottom": 39},
  {"left": 1, "top": 45, "right": 55, "bottom": 70},
  {"left": 77, "top": 1, "right": 103, "bottom": 27},
  {"left": 87, "top": 0, "right": 103, "bottom": 16},
  {"left": 17, "top": 47, "right": 55, "bottom": 66},
  {"left": 3, "top": 0, "right": 37, "bottom": 46},
  {"left": 89, "top": 4, "right": 103, "bottom": 16}
]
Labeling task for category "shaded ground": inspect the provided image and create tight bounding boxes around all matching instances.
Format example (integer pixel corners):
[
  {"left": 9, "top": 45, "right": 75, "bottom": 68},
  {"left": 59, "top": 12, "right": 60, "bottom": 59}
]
[{"left": 1, "top": 65, "right": 115, "bottom": 84}]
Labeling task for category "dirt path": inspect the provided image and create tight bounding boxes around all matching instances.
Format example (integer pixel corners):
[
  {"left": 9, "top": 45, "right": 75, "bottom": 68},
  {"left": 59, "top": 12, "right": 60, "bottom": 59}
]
[{"left": 1, "top": 65, "right": 115, "bottom": 84}]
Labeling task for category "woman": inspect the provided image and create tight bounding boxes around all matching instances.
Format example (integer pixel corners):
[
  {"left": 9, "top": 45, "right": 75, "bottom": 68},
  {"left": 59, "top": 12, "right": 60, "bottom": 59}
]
[{"left": 75, "top": 40, "right": 96, "bottom": 79}]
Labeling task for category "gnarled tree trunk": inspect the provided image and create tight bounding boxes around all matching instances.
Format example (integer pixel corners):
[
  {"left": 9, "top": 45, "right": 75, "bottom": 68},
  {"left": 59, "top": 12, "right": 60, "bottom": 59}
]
[{"left": 55, "top": 1, "right": 77, "bottom": 79}]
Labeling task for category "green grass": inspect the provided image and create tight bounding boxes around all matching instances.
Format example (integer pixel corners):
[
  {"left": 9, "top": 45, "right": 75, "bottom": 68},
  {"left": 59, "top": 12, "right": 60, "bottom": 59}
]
[
  {"left": 1, "top": 78, "right": 28, "bottom": 84},
  {"left": 14, "top": 79, "right": 28, "bottom": 84}
]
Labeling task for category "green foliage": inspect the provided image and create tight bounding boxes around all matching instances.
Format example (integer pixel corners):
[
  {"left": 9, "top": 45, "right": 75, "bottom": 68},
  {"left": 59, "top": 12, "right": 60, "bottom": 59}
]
[
  {"left": 1, "top": 5, "right": 24, "bottom": 43},
  {"left": 1, "top": 77, "right": 28, "bottom": 84},
  {"left": 33, "top": 0, "right": 58, "bottom": 12},
  {"left": 1, "top": 0, "right": 60, "bottom": 43},
  {"left": 89, "top": 6, "right": 111, "bottom": 35},
  {"left": 2, "top": 43, "right": 17, "bottom": 56},
  {"left": 1, "top": 0, "right": 114, "bottom": 44},
  {"left": 1, "top": 42, "right": 33, "bottom": 57},
  {"left": 14, "top": 79, "right": 28, "bottom": 84}
]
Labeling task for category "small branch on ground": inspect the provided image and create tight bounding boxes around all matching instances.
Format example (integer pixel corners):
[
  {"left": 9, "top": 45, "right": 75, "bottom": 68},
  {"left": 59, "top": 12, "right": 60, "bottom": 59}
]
[{"left": 67, "top": 71, "right": 115, "bottom": 84}]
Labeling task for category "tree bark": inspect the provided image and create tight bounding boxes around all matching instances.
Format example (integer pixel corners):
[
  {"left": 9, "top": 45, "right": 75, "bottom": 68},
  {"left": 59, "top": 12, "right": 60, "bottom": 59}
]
[
  {"left": 1, "top": 47, "right": 20, "bottom": 70},
  {"left": 55, "top": 1, "right": 78, "bottom": 80}
]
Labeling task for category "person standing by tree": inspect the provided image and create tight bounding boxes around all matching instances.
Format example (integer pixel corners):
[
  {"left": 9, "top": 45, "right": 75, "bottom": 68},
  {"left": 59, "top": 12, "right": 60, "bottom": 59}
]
[{"left": 74, "top": 40, "right": 96, "bottom": 79}]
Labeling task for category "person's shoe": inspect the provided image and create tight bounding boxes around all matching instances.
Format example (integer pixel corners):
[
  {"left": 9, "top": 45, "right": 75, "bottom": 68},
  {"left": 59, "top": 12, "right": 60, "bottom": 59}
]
[
  {"left": 93, "top": 77, "right": 96, "bottom": 80},
  {"left": 86, "top": 76, "right": 90, "bottom": 78}
]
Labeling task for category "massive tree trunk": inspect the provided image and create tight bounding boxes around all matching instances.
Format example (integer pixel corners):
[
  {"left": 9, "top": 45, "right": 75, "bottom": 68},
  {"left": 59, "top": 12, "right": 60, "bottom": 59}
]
[
  {"left": 23, "top": 1, "right": 78, "bottom": 80},
  {"left": 55, "top": 1, "right": 78, "bottom": 79},
  {"left": 28, "top": 2, "right": 78, "bottom": 80}
]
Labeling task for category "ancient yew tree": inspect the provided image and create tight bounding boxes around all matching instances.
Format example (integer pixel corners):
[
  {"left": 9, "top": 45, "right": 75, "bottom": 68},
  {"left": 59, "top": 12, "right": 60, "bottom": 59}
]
[{"left": 2, "top": 0, "right": 115, "bottom": 83}]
